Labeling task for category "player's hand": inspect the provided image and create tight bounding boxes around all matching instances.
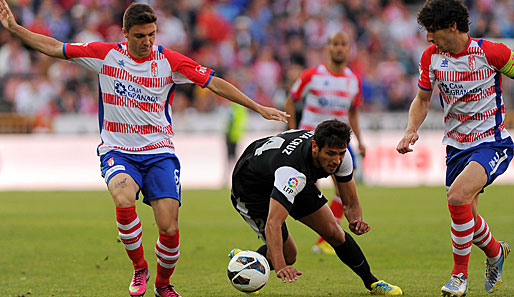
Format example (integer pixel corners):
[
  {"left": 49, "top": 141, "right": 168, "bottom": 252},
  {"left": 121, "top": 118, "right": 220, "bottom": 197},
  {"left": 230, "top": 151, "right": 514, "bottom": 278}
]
[
  {"left": 349, "top": 219, "right": 370, "bottom": 235},
  {"left": 258, "top": 105, "right": 290, "bottom": 124},
  {"left": 276, "top": 266, "right": 302, "bottom": 283},
  {"left": 0, "top": 0, "right": 17, "bottom": 30},
  {"left": 358, "top": 142, "right": 366, "bottom": 158},
  {"left": 396, "top": 130, "right": 419, "bottom": 154}
]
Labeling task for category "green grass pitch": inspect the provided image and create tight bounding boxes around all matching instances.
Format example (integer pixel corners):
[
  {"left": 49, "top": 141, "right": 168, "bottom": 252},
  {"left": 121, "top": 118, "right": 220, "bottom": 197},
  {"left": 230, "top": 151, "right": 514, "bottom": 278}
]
[{"left": 1, "top": 185, "right": 513, "bottom": 296}]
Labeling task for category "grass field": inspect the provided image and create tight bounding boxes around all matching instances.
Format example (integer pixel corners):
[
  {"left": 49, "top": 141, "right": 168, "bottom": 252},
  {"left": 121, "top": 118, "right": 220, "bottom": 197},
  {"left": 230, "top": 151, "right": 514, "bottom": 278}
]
[{"left": 1, "top": 185, "right": 514, "bottom": 297}]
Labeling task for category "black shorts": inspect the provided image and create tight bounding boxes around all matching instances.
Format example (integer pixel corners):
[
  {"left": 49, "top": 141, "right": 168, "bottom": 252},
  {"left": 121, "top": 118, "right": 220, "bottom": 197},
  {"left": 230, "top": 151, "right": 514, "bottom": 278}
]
[{"left": 230, "top": 183, "right": 327, "bottom": 243}]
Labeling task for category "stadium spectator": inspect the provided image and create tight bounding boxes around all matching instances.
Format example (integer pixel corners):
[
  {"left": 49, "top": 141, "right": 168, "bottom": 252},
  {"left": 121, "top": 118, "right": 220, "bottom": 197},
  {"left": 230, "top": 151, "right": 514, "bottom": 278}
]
[
  {"left": 396, "top": 0, "right": 514, "bottom": 296},
  {"left": 1, "top": 0, "right": 514, "bottom": 121},
  {"left": 284, "top": 31, "right": 366, "bottom": 255},
  {"left": 229, "top": 119, "right": 402, "bottom": 295},
  {"left": 0, "top": 2, "right": 288, "bottom": 297}
]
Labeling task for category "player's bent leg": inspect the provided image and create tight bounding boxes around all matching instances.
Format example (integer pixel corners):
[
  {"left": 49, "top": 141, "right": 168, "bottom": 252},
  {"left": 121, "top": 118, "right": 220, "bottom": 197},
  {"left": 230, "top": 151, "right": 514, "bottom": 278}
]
[{"left": 108, "top": 173, "right": 140, "bottom": 208}]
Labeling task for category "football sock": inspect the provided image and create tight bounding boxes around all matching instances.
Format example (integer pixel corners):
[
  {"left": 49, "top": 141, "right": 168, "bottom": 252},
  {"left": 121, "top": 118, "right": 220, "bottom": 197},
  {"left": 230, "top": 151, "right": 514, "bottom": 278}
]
[
  {"left": 155, "top": 230, "right": 180, "bottom": 288},
  {"left": 256, "top": 245, "right": 274, "bottom": 270},
  {"left": 316, "top": 196, "right": 344, "bottom": 245},
  {"left": 449, "top": 203, "right": 474, "bottom": 278},
  {"left": 473, "top": 214, "right": 501, "bottom": 263},
  {"left": 116, "top": 206, "right": 148, "bottom": 270},
  {"left": 334, "top": 231, "right": 378, "bottom": 290}
]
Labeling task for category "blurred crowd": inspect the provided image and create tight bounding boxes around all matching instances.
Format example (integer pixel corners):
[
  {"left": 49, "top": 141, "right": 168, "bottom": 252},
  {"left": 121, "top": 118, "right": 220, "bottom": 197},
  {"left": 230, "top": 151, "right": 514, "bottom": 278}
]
[{"left": 1, "top": 0, "right": 514, "bottom": 127}]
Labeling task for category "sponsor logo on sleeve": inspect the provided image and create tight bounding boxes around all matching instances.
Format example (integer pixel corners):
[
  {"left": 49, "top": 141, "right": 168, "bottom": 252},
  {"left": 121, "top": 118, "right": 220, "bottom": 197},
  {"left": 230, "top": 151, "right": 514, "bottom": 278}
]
[
  {"left": 108, "top": 157, "right": 115, "bottom": 167},
  {"left": 195, "top": 65, "right": 207, "bottom": 75}
]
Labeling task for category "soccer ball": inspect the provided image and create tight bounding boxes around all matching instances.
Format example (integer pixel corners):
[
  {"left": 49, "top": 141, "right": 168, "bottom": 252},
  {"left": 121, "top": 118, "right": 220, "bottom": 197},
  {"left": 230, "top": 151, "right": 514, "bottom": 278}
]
[{"left": 227, "top": 250, "right": 270, "bottom": 292}]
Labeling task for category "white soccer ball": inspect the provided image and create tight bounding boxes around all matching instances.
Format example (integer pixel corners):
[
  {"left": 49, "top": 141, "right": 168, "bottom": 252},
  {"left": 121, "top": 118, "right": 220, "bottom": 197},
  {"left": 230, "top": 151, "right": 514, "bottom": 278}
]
[{"left": 227, "top": 250, "right": 270, "bottom": 293}]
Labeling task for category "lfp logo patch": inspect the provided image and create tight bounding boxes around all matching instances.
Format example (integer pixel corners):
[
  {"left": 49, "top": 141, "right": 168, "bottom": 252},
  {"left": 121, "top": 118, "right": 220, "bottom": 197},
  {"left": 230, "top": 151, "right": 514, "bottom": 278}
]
[{"left": 287, "top": 177, "right": 298, "bottom": 188}]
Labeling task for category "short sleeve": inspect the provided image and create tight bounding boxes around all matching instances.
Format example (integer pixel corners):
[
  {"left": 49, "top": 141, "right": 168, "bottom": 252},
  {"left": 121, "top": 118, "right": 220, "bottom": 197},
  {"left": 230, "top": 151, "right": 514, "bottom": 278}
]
[
  {"left": 162, "top": 48, "right": 214, "bottom": 87},
  {"left": 270, "top": 166, "right": 307, "bottom": 212},
  {"left": 64, "top": 42, "right": 117, "bottom": 73},
  {"left": 334, "top": 150, "right": 354, "bottom": 182},
  {"left": 480, "top": 39, "right": 514, "bottom": 78},
  {"left": 289, "top": 67, "right": 316, "bottom": 101},
  {"left": 418, "top": 45, "right": 435, "bottom": 91}
]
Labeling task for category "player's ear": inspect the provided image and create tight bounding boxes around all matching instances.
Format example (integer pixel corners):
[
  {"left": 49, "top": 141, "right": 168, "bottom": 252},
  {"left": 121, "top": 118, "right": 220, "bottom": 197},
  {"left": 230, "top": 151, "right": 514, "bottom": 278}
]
[
  {"left": 312, "top": 140, "right": 319, "bottom": 153},
  {"left": 122, "top": 27, "right": 128, "bottom": 39}
]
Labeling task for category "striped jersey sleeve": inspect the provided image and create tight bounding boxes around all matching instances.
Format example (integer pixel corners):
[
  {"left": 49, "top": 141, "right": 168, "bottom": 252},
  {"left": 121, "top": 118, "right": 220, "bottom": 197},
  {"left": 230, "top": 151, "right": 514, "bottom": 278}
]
[
  {"left": 289, "top": 67, "right": 316, "bottom": 101},
  {"left": 64, "top": 42, "right": 119, "bottom": 73},
  {"left": 162, "top": 48, "right": 214, "bottom": 88}
]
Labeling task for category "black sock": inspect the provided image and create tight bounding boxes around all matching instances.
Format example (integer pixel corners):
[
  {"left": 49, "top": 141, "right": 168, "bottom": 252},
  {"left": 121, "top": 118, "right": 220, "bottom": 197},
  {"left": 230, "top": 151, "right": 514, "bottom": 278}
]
[
  {"left": 256, "top": 244, "right": 274, "bottom": 270},
  {"left": 333, "top": 232, "right": 378, "bottom": 290}
]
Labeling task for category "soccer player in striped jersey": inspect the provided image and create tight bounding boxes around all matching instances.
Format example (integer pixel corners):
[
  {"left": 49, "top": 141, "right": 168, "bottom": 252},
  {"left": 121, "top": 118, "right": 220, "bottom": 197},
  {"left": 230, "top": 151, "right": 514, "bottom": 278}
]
[
  {"left": 397, "top": 1, "right": 514, "bottom": 296},
  {"left": 284, "top": 31, "right": 366, "bottom": 255},
  {"left": 0, "top": 2, "right": 288, "bottom": 297}
]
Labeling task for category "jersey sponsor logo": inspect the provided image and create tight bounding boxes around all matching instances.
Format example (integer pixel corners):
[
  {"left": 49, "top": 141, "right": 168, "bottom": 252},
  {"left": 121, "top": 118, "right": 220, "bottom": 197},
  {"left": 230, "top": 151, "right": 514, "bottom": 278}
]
[
  {"left": 113, "top": 80, "right": 159, "bottom": 102},
  {"left": 468, "top": 55, "right": 476, "bottom": 71},
  {"left": 108, "top": 157, "right": 115, "bottom": 167},
  {"left": 282, "top": 131, "right": 314, "bottom": 155},
  {"left": 287, "top": 177, "right": 299, "bottom": 188},
  {"left": 439, "top": 82, "right": 482, "bottom": 96},
  {"left": 151, "top": 61, "right": 158, "bottom": 77},
  {"left": 195, "top": 65, "right": 207, "bottom": 75}
]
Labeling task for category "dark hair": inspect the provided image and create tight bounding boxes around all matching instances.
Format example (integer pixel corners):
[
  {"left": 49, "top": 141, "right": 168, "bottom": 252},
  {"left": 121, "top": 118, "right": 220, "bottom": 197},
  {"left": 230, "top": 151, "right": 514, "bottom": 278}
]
[
  {"left": 313, "top": 119, "right": 351, "bottom": 150},
  {"left": 123, "top": 3, "right": 157, "bottom": 32},
  {"left": 417, "top": 0, "right": 470, "bottom": 33}
]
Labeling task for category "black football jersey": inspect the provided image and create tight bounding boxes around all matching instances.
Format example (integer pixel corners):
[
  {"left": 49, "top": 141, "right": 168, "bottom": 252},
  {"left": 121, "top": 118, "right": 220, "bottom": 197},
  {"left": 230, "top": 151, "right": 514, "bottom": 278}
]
[{"left": 232, "top": 129, "right": 353, "bottom": 212}]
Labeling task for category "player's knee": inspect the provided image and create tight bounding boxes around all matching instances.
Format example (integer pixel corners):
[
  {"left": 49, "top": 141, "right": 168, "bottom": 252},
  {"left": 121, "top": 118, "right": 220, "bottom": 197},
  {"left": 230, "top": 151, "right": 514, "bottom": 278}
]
[
  {"left": 158, "top": 224, "right": 179, "bottom": 236},
  {"left": 447, "top": 187, "right": 471, "bottom": 205}
]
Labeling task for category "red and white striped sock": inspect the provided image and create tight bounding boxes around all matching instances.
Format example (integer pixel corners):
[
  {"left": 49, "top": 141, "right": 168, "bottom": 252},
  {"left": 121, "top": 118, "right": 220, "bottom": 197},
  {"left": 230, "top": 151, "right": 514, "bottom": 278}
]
[
  {"left": 473, "top": 214, "right": 501, "bottom": 262},
  {"left": 155, "top": 231, "right": 180, "bottom": 288},
  {"left": 116, "top": 206, "right": 147, "bottom": 270},
  {"left": 449, "top": 204, "right": 474, "bottom": 278},
  {"left": 316, "top": 196, "right": 344, "bottom": 245}
]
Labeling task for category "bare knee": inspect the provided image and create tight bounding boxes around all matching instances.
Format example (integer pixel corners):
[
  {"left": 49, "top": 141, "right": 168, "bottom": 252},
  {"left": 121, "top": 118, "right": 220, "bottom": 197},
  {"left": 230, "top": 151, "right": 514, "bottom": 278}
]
[
  {"left": 447, "top": 187, "right": 472, "bottom": 205},
  {"left": 158, "top": 224, "right": 179, "bottom": 236}
]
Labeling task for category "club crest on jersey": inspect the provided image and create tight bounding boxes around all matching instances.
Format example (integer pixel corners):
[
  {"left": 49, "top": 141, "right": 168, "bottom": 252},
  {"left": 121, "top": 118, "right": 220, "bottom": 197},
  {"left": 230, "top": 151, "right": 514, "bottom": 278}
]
[
  {"left": 151, "top": 61, "right": 158, "bottom": 77},
  {"left": 287, "top": 177, "right": 299, "bottom": 188},
  {"left": 195, "top": 65, "right": 207, "bottom": 75},
  {"left": 108, "top": 157, "right": 115, "bottom": 167},
  {"left": 468, "top": 55, "right": 476, "bottom": 71}
]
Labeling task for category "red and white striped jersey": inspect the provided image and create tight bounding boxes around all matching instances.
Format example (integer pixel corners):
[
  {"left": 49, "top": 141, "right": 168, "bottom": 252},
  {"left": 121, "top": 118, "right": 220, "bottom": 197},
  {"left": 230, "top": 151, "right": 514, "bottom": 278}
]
[
  {"left": 289, "top": 64, "right": 362, "bottom": 131},
  {"left": 64, "top": 42, "right": 214, "bottom": 155},
  {"left": 418, "top": 38, "right": 511, "bottom": 149}
]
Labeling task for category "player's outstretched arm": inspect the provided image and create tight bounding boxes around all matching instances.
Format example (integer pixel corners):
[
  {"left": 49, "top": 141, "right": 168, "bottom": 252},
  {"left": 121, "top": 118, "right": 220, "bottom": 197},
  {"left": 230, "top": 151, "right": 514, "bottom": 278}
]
[
  {"left": 337, "top": 178, "right": 370, "bottom": 235},
  {"left": 396, "top": 88, "right": 432, "bottom": 154},
  {"left": 207, "top": 76, "right": 290, "bottom": 123},
  {"left": 0, "top": 0, "right": 64, "bottom": 58},
  {"left": 348, "top": 107, "right": 366, "bottom": 157}
]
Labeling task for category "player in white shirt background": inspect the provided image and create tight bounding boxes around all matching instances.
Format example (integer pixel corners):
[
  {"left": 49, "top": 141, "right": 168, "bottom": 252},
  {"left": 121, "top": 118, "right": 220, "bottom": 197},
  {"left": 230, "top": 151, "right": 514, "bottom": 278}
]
[
  {"left": 396, "top": 0, "right": 514, "bottom": 296},
  {"left": 0, "top": 1, "right": 288, "bottom": 297},
  {"left": 284, "top": 31, "right": 366, "bottom": 255}
]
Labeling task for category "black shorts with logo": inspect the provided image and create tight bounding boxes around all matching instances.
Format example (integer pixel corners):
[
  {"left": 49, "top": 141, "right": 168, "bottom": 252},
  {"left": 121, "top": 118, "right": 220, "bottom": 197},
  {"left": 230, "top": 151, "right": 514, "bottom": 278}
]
[{"left": 230, "top": 182, "right": 328, "bottom": 243}]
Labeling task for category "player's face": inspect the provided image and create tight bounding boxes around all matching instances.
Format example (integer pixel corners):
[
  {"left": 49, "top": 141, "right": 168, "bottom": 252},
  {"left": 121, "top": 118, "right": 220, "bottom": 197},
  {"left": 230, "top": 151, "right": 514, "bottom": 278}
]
[
  {"left": 327, "top": 33, "right": 350, "bottom": 64},
  {"left": 312, "top": 141, "right": 347, "bottom": 174},
  {"left": 425, "top": 24, "right": 458, "bottom": 53},
  {"left": 123, "top": 22, "right": 157, "bottom": 58}
]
